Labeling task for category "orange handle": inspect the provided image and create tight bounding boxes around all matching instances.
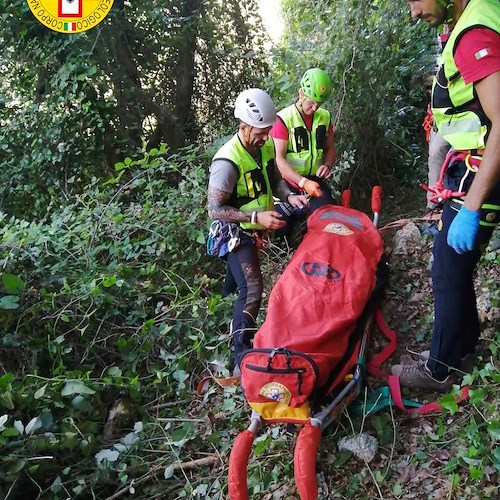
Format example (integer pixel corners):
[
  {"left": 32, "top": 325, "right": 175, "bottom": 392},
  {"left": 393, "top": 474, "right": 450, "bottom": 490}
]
[
  {"left": 371, "top": 186, "right": 382, "bottom": 213},
  {"left": 228, "top": 430, "right": 255, "bottom": 500},
  {"left": 294, "top": 425, "right": 321, "bottom": 500},
  {"left": 340, "top": 189, "right": 351, "bottom": 208}
]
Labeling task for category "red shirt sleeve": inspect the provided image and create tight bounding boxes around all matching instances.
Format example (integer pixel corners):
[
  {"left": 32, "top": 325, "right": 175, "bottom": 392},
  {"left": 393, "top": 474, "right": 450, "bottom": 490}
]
[
  {"left": 269, "top": 116, "right": 289, "bottom": 140},
  {"left": 454, "top": 28, "right": 500, "bottom": 84}
]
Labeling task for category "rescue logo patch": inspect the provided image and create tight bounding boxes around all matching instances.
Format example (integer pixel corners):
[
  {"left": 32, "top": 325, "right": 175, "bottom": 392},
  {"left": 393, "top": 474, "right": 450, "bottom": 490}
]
[
  {"left": 260, "top": 382, "right": 291, "bottom": 405},
  {"left": 323, "top": 222, "right": 354, "bottom": 236},
  {"left": 26, "top": 0, "right": 114, "bottom": 34}
]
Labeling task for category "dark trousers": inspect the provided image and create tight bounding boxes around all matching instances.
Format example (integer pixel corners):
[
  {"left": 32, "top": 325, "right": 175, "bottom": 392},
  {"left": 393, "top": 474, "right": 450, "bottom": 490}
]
[
  {"left": 275, "top": 176, "right": 336, "bottom": 239},
  {"left": 221, "top": 237, "right": 263, "bottom": 366},
  {"left": 428, "top": 161, "right": 500, "bottom": 379}
]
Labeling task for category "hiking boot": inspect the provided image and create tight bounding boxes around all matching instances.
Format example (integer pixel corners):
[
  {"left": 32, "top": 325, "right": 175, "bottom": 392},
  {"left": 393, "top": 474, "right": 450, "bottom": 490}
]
[
  {"left": 418, "top": 350, "right": 477, "bottom": 373},
  {"left": 391, "top": 360, "right": 453, "bottom": 392}
]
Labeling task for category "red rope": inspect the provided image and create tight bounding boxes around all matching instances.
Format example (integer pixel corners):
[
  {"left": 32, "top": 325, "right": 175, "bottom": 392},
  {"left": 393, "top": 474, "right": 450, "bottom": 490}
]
[{"left": 420, "top": 149, "right": 482, "bottom": 205}]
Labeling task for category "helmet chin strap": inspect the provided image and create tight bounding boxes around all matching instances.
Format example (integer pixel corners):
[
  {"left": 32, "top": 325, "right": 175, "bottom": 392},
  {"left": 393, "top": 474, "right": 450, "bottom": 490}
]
[
  {"left": 438, "top": 0, "right": 456, "bottom": 24},
  {"left": 296, "top": 88, "right": 306, "bottom": 113},
  {"left": 245, "top": 125, "right": 253, "bottom": 144}
]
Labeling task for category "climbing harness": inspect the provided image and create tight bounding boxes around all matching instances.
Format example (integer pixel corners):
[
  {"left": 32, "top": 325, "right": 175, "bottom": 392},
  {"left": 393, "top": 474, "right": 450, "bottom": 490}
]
[
  {"left": 207, "top": 221, "right": 264, "bottom": 257},
  {"left": 420, "top": 149, "right": 483, "bottom": 205}
]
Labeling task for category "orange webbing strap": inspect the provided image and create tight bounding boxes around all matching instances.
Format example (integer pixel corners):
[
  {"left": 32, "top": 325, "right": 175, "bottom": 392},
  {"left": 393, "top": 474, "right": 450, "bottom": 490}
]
[
  {"left": 368, "top": 308, "right": 469, "bottom": 414},
  {"left": 366, "top": 308, "right": 397, "bottom": 379},
  {"left": 294, "top": 425, "right": 322, "bottom": 500},
  {"left": 228, "top": 430, "right": 255, "bottom": 500},
  {"left": 196, "top": 374, "right": 240, "bottom": 396}
]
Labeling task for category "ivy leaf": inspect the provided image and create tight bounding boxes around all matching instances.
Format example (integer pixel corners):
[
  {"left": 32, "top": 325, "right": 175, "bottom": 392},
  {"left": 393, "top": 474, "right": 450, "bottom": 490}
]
[
  {"left": 107, "top": 366, "right": 122, "bottom": 377},
  {"left": 0, "top": 392, "right": 14, "bottom": 410},
  {"left": 102, "top": 275, "right": 117, "bottom": 287},
  {"left": 95, "top": 449, "right": 120, "bottom": 464},
  {"left": 173, "top": 370, "right": 188, "bottom": 390},
  {"left": 114, "top": 162, "right": 126, "bottom": 171},
  {"left": 438, "top": 394, "right": 458, "bottom": 415},
  {"left": 195, "top": 230, "right": 206, "bottom": 245},
  {"left": 34, "top": 384, "right": 47, "bottom": 400},
  {"left": 2, "top": 273, "right": 24, "bottom": 294},
  {"left": 0, "top": 295, "right": 20, "bottom": 310},
  {"left": 469, "top": 388, "right": 487, "bottom": 406},
  {"left": 164, "top": 465, "right": 175, "bottom": 479},
  {"left": 487, "top": 422, "right": 500, "bottom": 440},
  {"left": 13, "top": 420, "right": 24, "bottom": 434},
  {"left": 61, "top": 381, "right": 96, "bottom": 396},
  {"left": 25, "top": 417, "right": 41, "bottom": 435},
  {"left": 71, "top": 396, "right": 93, "bottom": 413},
  {"left": 50, "top": 476, "right": 62, "bottom": 494}
]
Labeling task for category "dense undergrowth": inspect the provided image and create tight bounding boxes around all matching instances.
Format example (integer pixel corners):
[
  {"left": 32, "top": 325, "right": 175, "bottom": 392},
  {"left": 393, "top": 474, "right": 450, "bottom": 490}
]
[
  {"left": 0, "top": 146, "right": 499, "bottom": 499},
  {"left": 0, "top": 146, "right": 233, "bottom": 498}
]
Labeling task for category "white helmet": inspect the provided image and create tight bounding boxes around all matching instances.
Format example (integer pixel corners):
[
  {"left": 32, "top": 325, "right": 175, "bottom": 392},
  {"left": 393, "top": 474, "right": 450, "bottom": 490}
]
[{"left": 234, "top": 88, "right": 276, "bottom": 128}]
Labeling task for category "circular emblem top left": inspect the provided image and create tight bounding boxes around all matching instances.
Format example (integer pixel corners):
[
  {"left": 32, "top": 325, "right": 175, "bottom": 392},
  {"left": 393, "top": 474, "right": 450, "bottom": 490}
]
[{"left": 27, "top": 0, "right": 114, "bottom": 34}]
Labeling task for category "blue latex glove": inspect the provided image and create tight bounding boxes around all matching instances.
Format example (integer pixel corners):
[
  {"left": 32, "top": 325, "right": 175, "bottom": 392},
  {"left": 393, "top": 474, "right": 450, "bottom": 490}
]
[{"left": 447, "top": 206, "right": 480, "bottom": 254}]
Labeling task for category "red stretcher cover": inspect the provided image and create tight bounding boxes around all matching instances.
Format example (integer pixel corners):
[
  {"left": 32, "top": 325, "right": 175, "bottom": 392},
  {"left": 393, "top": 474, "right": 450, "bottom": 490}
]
[{"left": 254, "top": 205, "right": 384, "bottom": 390}]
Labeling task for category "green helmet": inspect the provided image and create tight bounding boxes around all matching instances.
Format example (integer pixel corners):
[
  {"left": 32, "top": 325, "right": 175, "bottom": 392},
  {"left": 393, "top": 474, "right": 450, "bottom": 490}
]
[{"left": 300, "top": 68, "right": 331, "bottom": 103}]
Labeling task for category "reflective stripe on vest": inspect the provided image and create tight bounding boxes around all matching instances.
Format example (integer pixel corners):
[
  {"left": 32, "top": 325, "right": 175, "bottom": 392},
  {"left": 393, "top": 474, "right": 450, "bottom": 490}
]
[
  {"left": 277, "top": 104, "right": 331, "bottom": 176},
  {"left": 213, "top": 134, "right": 275, "bottom": 230},
  {"left": 432, "top": 0, "right": 500, "bottom": 150}
]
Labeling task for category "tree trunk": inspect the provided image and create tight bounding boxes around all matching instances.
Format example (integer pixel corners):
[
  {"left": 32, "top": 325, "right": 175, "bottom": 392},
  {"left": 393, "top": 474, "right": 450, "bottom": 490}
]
[{"left": 174, "top": 0, "right": 201, "bottom": 143}]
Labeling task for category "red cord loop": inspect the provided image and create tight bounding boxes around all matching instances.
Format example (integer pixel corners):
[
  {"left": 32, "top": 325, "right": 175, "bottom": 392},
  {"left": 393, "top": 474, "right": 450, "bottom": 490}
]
[{"left": 420, "top": 149, "right": 483, "bottom": 204}]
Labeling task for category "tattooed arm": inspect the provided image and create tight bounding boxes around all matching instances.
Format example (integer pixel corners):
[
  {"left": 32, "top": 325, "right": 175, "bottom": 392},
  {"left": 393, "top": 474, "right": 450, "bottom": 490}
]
[
  {"left": 208, "top": 158, "right": 286, "bottom": 230},
  {"left": 208, "top": 159, "right": 251, "bottom": 223},
  {"left": 207, "top": 184, "right": 252, "bottom": 223}
]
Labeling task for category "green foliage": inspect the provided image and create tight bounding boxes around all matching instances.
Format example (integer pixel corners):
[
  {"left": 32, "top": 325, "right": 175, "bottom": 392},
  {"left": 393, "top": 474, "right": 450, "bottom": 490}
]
[
  {"left": 0, "top": 145, "right": 235, "bottom": 497},
  {"left": 437, "top": 338, "right": 500, "bottom": 485},
  {"left": 0, "top": 0, "right": 268, "bottom": 218},
  {"left": 269, "top": 0, "right": 436, "bottom": 196}
]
